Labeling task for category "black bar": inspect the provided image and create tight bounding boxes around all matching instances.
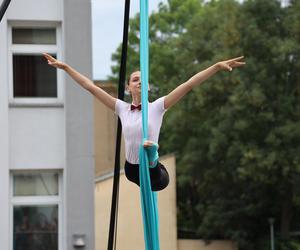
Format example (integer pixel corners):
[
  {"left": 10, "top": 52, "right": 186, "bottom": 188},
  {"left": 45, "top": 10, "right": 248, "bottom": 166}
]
[
  {"left": 107, "top": 0, "right": 130, "bottom": 250},
  {"left": 0, "top": 0, "right": 12, "bottom": 22}
]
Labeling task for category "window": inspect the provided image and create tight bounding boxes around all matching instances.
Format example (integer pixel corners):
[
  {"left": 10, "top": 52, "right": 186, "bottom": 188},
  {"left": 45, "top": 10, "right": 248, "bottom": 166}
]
[
  {"left": 11, "top": 171, "right": 62, "bottom": 250},
  {"left": 12, "top": 28, "right": 56, "bottom": 45},
  {"left": 13, "top": 54, "right": 57, "bottom": 98},
  {"left": 8, "top": 23, "right": 63, "bottom": 105},
  {"left": 13, "top": 172, "right": 59, "bottom": 196}
]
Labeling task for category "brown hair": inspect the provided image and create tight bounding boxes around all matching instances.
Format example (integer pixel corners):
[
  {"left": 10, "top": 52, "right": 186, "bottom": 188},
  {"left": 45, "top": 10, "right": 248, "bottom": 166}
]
[{"left": 127, "top": 70, "right": 140, "bottom": 85}]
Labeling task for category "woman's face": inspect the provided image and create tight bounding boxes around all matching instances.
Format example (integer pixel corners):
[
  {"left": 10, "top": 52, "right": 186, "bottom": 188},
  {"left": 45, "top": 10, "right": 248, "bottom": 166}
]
[
  {"left": 127, "top": 71, "right": 141, "bottom": 95},
  {"left": 127, "top": 71, "right": 150, "bottom": 97}
]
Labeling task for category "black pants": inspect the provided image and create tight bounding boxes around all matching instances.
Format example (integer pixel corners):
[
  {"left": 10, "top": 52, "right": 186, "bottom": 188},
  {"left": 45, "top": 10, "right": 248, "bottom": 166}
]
[{"left": 124, "top": 161, "right": 170, "bottom": 191}]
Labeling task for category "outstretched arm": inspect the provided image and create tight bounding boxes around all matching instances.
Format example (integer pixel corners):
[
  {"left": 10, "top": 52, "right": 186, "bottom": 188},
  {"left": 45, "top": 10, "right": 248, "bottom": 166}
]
[
  {"left": 43, "top": 53, "right": 117, "bottom": 111},
  {"left": 164, "top": 56, "right": 245, "bottom": 109}
]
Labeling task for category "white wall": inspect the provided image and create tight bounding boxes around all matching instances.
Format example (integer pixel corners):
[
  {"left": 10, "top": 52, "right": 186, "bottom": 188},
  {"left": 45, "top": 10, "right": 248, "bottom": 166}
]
[
  {"left": 9, "top": 108, "right": 65, "bottom": 169},
  {"left": 0, "top": 15, "right": 10, "bottom": 250},
  {"left": 64, "top": 0, "right": 95, "bottom": 248},
  {"left": 6, "top": 0, "right": 62, "bottom": 21}
]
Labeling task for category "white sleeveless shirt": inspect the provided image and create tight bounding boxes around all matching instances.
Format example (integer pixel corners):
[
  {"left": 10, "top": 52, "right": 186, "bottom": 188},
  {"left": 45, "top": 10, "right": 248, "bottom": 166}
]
[{"left": 115, "top": 97, "right": 167, "bottom": 164}]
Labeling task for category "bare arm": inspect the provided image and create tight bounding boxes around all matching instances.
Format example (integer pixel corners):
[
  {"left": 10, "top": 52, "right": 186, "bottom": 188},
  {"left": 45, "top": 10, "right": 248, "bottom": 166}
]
[
  {"left": 43, "top": 53, "right": 117, "bottom": 110},
  {"left": 164, "top": 56, "right": 245, "bottom": 109}
]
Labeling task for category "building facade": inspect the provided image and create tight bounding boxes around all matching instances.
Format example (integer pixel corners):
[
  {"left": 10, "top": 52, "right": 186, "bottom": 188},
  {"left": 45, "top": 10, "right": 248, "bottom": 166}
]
[{"left": 0, "top": 0, "right": 94, "bottom": 249}]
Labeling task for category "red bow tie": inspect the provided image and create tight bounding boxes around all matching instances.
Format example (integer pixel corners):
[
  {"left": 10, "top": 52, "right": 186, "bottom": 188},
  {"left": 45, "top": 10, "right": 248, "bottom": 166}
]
[{"left": 130, "top": 104, "right": 141, "bottom": 111}]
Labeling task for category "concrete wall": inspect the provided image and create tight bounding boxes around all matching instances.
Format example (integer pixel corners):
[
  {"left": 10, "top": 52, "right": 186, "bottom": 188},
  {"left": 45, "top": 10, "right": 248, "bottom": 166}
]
[
  {"left": 95, "top": 154, "right": 177, "bottom": 250},
  {"left": 0, "top": 12, "right": 10, "bottom": 250},
  {"left": 93, "top": 82, "right": 125, "bottom": 177},
  {"left": 64, "top": 0, "right": 94, "bottom": 249},
  {"left": 178, "top": 239, "right": 238, "bottom": 250},
  {"left": 9, "top": 108, "right": 65, "bottom": 169},
  {"left": 6, "top": 0, "right": 62, "bottom": 20}
]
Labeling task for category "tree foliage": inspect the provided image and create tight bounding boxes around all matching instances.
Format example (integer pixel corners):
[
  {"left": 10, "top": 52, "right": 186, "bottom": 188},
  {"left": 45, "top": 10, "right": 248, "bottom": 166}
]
[{"left": 110, "top": 0, "right": 300, "bottom": 249}]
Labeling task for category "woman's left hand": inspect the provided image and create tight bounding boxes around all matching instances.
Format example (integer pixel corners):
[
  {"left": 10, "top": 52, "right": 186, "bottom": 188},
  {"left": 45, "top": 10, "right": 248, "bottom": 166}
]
[{"left": 217, "top": 56, "right": 246, "bottom": 71}]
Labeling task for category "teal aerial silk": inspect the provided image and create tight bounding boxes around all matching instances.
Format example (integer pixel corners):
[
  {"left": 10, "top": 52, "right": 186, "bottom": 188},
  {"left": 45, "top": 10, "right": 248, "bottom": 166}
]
[{"left": 139, "top": 0, "right": 160, "bottom": 250}]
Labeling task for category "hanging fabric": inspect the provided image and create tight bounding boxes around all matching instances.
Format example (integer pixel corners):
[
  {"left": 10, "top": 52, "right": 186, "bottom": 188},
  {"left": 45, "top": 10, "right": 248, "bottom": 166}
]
[{"left": 139, "top": 0, "right": 161, "bottom": 249}]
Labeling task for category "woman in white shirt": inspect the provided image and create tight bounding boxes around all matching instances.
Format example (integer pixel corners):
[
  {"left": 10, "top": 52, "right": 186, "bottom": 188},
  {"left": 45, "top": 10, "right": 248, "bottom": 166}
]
[{"left": 43, "top": 53, "right": 245, "bottom": 191}]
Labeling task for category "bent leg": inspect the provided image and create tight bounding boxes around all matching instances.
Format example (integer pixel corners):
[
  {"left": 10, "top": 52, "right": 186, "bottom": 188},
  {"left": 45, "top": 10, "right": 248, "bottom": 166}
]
[
  {"left": 124, "top": 161, "right": 169, "bottom": 191},
  {"left": 149, "top": 162, "right": 169, "bottom": 191}
]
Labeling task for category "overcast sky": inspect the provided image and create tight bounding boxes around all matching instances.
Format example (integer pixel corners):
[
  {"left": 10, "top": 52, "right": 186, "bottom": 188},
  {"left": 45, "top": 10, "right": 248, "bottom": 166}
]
[{"left": 91, "top": 0, "right": 167, "bottom": 80}]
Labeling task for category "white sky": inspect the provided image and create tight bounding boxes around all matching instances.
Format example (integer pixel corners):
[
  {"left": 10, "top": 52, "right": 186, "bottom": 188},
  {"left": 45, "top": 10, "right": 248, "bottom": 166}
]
[{"left": 91, "top": 0, "right": 167, "bottom": 80}]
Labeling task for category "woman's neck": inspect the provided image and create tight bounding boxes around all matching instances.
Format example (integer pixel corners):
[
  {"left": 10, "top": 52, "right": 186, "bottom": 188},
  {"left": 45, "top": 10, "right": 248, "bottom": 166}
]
[{"left": 131, "top": 95, "right": 141, "bottom": 105}]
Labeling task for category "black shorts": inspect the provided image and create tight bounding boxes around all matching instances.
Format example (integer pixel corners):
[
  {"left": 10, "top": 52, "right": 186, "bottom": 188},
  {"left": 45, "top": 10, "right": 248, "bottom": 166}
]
[{"left": 124, "top": 161, "right": 170, "bottom": 191}]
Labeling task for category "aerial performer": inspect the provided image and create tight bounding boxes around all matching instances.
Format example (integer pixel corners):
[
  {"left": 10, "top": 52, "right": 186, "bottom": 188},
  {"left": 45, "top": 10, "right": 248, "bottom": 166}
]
[{"left": 43, "top": 53, "right": 245, "bottom": 191}]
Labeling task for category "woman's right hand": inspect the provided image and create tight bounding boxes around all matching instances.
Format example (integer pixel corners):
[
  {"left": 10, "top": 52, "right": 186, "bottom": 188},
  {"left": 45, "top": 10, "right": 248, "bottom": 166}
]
[
  {"left": 43, "top": 52, "right": 117, "bottom": 111},
  {"left": 43, "top": 53, "right": 66, "bottom": 70}
]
